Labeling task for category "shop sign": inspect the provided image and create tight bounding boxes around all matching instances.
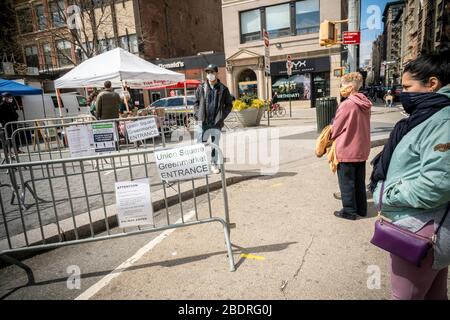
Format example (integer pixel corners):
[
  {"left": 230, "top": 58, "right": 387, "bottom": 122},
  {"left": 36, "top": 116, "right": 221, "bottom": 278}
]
[{"left": 271, "top": 56, "right": 330, "bottom": 75}]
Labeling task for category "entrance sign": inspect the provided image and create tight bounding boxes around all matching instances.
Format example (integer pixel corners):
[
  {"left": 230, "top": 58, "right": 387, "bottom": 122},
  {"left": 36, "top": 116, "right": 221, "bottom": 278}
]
[
  {"left": 155, "top": 144, "right": 210, "bottom": 182},
  {"left": 125, "top": 118, "right": 159, "bottom": 143}
]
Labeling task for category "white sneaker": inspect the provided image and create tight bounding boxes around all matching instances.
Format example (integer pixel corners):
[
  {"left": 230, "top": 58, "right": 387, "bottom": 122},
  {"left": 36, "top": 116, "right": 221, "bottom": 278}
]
[{"left": 211, "top": 164, "right": 221, "bottom": 174}]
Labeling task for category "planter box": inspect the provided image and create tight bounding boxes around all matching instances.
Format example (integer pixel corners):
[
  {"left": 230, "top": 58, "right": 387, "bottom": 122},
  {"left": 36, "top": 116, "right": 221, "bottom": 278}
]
[{"left": 236, "top": 108, "right": 264, "bottom": 127}]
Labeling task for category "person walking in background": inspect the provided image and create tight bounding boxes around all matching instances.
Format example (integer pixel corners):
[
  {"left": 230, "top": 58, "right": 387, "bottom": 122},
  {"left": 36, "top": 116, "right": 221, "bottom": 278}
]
[
  {"left": 194, "top": 64, "right": 233, "bottom": 174},
  {"left": 331, "top": 72, "right": 372, "bottom": 221},
  {"left": 384, "top": 90, "right": 394, "bottom": 107},
  {"left": 370, "top": 51, "right": 450, "bottom": 300},
  {"left": 88, "top": 91, "right": 98, "bottom": 118},
  {"left": 96, "top": 81, "right": 121, "bottom": 120}
]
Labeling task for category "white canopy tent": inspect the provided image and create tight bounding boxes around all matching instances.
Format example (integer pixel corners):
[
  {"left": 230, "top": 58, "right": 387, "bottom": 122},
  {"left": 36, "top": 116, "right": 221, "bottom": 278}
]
[{"left": 54, "top": 48, "right": 185, "bottom": 114}]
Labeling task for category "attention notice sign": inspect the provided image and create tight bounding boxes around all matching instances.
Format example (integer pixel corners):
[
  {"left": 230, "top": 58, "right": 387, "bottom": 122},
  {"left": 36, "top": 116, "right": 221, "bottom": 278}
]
[{"left": 155, "top": 144, "right": 210, "bottom": 182}]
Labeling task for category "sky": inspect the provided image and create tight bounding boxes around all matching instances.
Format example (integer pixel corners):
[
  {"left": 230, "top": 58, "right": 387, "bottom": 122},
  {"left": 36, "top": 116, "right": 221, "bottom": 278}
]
[{"left": 359, "top": 0, "right": 390, "bottom": 67}]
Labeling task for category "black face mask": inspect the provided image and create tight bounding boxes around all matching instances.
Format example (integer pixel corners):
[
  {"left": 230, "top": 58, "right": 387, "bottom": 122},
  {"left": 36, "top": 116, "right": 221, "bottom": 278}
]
[{"left": 399, "top": 92, "right": 430, "bottom": 114}]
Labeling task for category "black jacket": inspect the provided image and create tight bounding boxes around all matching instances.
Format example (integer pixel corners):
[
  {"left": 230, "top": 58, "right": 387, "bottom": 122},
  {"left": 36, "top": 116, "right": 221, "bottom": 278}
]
[
  {"left": 194, "top": 80, "right": 233, "bottom": 128},
  {"left": 0, "top": 100, "right": 19, "bottom": 127}
]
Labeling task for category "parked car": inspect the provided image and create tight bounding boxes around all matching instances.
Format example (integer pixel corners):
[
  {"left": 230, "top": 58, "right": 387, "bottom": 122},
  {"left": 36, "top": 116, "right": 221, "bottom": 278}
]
[{"left": 146, "top": 96, "right": 196, "bottom": 131}]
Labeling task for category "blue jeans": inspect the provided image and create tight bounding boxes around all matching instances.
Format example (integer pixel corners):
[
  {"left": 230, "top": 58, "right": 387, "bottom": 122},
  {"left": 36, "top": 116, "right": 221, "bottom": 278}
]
[{"left": 196, "top": 124, "right": 221, "bottom": 165}]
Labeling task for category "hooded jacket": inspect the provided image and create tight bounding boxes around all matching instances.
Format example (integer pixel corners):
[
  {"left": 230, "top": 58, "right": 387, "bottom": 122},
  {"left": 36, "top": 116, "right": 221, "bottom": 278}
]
[
  {"left": 372, "top": 85, "right": 450, "bottom": 269},
  {"left": 331, "top": 93, "right": 372, "bottom": 162}
]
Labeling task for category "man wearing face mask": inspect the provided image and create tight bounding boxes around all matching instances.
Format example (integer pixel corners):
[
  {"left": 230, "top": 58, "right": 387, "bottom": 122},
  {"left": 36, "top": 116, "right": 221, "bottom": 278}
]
[
  {"left": 194, "top": 64, "right": 233, "bottom": 174},
  {"left": 331, "top": 72, "right": 372, "bottom": 220}
]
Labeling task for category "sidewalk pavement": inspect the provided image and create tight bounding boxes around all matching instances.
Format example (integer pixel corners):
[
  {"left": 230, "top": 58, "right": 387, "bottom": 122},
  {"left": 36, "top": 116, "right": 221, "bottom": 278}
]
[{"left": 90, "top": 146, "right": 396, "bottom": 300}]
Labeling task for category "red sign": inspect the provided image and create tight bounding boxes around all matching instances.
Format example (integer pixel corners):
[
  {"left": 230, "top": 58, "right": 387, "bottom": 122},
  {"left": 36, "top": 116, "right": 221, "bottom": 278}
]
[
  {"left": 263, "top": 30, "right": 270, "bottom": 48},
  {"left": 343, "top": 31, "right": 361, "bottom": 44}
]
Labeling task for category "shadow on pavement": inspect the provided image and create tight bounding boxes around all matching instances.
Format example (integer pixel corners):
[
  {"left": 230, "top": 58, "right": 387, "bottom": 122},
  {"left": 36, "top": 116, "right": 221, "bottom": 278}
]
[{"left": 0, "top": 241, "right": 297, "bottom": 300}]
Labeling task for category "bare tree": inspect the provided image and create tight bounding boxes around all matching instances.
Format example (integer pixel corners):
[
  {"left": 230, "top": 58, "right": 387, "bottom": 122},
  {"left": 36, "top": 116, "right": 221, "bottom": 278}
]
[
  {"left": 47, "top": 0, "right": 135, "bottom": 66},
  {"left": 0, "top": 0, "right": 23, "bottom": 64}
]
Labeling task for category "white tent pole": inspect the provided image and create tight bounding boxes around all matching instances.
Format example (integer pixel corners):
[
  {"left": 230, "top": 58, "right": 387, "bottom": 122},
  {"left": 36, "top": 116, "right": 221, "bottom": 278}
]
[
  {"left": 56, "top": 88, "right": 63, "bottom": 118},
  {"left": 184, "top": 81, "right": 187, "bottom": 107},
  {"left": 121, "top": 80, "right": 130, "bottom": 112}
]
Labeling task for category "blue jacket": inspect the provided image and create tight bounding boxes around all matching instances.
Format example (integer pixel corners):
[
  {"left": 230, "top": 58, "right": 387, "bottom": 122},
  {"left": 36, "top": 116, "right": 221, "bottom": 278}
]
[{"left": 373, "top": 85, "right": 450, "bottom": 221}]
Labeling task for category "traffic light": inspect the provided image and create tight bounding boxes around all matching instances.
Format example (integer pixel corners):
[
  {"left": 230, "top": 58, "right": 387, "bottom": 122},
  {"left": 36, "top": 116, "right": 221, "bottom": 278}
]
[{"left": 320, "top": 20, "right": 337, "bottom": 46}]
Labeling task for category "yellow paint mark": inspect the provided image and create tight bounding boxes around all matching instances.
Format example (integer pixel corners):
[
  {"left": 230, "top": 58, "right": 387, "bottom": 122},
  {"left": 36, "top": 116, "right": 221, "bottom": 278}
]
[
  {"left": 271, "top": 183, "right": 283, "bottom": 188},
  {"left": 240, "top": 253, "right": 265, "bottom": 260}
]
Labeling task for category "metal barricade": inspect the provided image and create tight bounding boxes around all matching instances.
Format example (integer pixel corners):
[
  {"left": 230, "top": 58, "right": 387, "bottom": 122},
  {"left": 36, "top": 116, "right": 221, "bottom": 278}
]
[
  {"left": 161, "top": 109, "right": 196, "bottom": 133},
  {"left": 0, "top": 143, "right": 235, "bottom": 283},
  {"left": 9, "top": 115, "right": 165, "bottom": 164},
  {"left": 3, "top": 115, "right": 96, "bottom": 142}
]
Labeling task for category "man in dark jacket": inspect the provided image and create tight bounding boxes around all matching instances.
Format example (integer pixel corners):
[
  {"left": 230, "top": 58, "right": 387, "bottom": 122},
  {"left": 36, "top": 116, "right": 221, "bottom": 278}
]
[
  {"left": 194, "top": 64, "right": 233, "bottom": 173},
  {"left": 0, "top": 92, "right": 19, "bottom": 128},
  {"left": 96, "top": 81, "right": 121, "bottom": 120},
  {"left": 0, "top": 92, "right": 21, "bottom": 154}
]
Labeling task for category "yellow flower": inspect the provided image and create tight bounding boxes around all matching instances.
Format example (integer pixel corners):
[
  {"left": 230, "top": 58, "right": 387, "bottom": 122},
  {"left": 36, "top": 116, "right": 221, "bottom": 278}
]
[{"left": 233, "top": 98, "right": 267, "bottom": 111}]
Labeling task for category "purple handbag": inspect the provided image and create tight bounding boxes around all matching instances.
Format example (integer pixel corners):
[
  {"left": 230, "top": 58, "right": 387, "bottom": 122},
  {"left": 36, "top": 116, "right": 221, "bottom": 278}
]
[{"left": 370, "top": 182, "right": 450, "bottom": 267}]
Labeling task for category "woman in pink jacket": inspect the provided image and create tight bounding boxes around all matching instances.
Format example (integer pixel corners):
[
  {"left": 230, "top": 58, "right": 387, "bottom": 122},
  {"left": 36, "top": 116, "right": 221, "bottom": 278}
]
[{"left": 331, "top": 72, "right": 372, "bottom": 220}]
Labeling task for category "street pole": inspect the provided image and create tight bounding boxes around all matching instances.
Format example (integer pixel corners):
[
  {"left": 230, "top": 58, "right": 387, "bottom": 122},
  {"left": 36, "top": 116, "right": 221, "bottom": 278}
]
[
  {"left": 347, "top": 0, "right": 360, "bottom": 72},
  {"left": 289, "top": 81, "right": 292, "bottom": 118},
  {"left": 266, "top": 74, "right": 270, "bottom": 127}
]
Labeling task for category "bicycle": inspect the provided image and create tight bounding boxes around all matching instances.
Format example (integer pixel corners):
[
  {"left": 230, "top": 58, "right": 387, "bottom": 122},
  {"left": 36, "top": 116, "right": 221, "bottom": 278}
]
[{"left": 264, "top": 103, "right": 286, "bottom": 118}]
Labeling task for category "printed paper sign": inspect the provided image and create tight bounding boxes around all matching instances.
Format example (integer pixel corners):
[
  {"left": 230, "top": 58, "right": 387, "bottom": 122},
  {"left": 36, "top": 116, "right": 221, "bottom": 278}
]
[
  {"left": 66, "top": 125, "right": 93, "bottom": 158},
  {"left": 92, "top": 123, "right": 116, "bottom": 153},
  {"left": 155, "top": 144, "right": 210, "bottom": 182},
  {"left": 115, "top": 179, "right": 154, "bottom": 228},
  {"left": 126, "top": 118, "right": 159, "bottom": 143}
]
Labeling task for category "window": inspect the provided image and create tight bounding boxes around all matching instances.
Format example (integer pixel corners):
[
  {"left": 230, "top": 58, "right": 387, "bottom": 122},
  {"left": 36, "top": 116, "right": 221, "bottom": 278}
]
[
  {"left": 35, "top": 5, "right": 46, "bottom": 30},
  {"left": 120, "top": 36, "right": 129, "bottom": 51},
  {"left": 266, "top": 3, "right": 291, "bottom": 38},
  {"left": 152, "top": 99, "right": 167, "bottom": 108},
  {"left": 240, "top": 9, "right": 261, "bottom": 43},
  {"left": 77, "top": 96, "right": 87, "bottom": 107},
  {"left": 51, "top": 0, "right": 66, "bottom": 27},
  {"left": 296, "top": 0, "right": 320, "bottom": 35},
  {"left": 56, "top": 40, "right": 72, "bottom": 67},
  {"left": 107, "top": 38, "right": 117, "bottom": 50},
  {"left": 17, "top": 8, "right": 34, "bottom": 34},
  {"left": 98, "top": 39, "right": 108, "bottom": 53},
  {"left": 186, "top": 97, "right": 195, "bottom": 106},
  {"left": 51, "top": 96, "right": 64, "bottom": 108},
  {"left": 128, "top": 34, "right": 139, "bottom": 53},
  {"left": 25, "top": 46, "right": 39, "bottom": 68},
  {"left": 167, "top": 98, "right": 184, "bottom": 107},
  {"left": 42, "top": 43, "right": 53, "bottom": 68}
]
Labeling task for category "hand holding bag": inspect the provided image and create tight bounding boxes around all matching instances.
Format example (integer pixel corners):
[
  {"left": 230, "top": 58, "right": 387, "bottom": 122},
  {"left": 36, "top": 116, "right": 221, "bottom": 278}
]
[{"left": 370, "top": 181, "right": 450, "bottom": 267}]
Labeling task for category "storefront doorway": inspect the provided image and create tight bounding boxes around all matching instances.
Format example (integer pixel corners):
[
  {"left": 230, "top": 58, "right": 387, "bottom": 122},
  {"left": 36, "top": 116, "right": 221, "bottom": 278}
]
[{"left": 238, "top": 69, "right": 258, "bottom": 98}]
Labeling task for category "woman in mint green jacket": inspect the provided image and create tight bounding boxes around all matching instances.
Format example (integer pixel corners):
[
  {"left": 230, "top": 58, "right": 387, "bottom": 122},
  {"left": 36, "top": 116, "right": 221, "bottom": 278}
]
[{"left": 370, "top": 51, "right": 450, "bottom": 300}]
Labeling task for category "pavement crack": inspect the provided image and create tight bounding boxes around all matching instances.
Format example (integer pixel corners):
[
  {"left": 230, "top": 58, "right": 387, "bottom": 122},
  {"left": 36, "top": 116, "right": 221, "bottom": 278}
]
[
  {"left": 279, "top": 235, "right": 315, "bottom": 298},
  {"left": 293, "top": 236, "right": 314, "bottom": 279}
]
